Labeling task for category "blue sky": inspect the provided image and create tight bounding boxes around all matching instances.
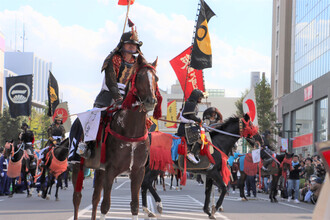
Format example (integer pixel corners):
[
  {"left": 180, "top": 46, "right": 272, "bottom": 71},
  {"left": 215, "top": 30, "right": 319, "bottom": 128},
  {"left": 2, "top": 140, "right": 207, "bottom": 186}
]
[{"left": 0, "top": 0, "right": 272, "bottom": 114}]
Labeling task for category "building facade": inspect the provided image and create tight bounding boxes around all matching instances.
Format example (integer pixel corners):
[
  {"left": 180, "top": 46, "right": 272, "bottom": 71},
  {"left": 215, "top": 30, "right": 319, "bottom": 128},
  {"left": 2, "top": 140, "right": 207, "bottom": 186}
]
[
  {"left": 271, "top": 0, "right": 330, "bottom": 156},
  {"left": 4, "top": 52, "right": 52, "bottom": 108}
]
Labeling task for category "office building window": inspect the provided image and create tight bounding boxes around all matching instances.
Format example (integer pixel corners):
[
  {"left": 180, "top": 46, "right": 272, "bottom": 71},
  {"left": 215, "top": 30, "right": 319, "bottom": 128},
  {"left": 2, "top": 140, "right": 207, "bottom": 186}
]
[{"left": 317, "top": 97, "right": 328, "bottom": 142}]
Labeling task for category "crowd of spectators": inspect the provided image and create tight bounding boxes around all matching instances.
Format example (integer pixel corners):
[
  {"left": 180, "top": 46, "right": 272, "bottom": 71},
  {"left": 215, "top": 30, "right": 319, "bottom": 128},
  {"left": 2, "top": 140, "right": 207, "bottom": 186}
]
[{"left": 259, "top": 153, "right": 326, "bottom": 204}]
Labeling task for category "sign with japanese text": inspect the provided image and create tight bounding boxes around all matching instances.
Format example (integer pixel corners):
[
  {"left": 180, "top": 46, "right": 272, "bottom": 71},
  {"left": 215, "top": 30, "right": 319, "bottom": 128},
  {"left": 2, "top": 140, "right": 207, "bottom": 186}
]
[{"left": 170, "top": 46, "right": 205, "bottom": 100}]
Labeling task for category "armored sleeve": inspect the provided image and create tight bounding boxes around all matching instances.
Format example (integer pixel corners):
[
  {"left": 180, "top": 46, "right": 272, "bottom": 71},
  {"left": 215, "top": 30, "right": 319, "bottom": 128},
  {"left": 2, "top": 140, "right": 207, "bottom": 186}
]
[
  {"left": 182, "top": 102, "right": 201, "bottom": 123},
  {"left": 47, "top": 126, "right": 54, "bottom": 142},
  {"left": 103, "top": 55, "right": 122, "bottom": 100},
  {"left": 61, "top": 126, "right": 66, "bottom": 139}
]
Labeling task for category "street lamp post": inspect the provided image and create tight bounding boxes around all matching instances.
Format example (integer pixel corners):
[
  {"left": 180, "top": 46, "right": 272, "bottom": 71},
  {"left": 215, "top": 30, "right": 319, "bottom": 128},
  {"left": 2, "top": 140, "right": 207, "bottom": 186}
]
[{"left": 275, "top": 123, "right": 302, "bottom": 152}]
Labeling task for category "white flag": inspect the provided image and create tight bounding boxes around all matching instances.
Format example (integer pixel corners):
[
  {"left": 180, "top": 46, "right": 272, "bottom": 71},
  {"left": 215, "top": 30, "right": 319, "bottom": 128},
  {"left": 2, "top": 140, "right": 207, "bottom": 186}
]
[
  {"left": 77, "top": 108, "right": 102, "bottom": 142},
  {"left": 252, "top": 148, "right": 261, "bottom": 163},
  {"left": 243, "top": 87, "right": 258, "bottom": 126}
]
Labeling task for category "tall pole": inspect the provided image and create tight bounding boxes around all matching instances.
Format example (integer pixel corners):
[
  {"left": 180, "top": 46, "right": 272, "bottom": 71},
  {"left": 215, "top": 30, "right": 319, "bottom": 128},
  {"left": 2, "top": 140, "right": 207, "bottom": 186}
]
[
  {"left": 181, "top": 1, "right": 201, "bottom": 106},
  {"left": 122, "top": 0, "right": 132, "bottom": 34}
]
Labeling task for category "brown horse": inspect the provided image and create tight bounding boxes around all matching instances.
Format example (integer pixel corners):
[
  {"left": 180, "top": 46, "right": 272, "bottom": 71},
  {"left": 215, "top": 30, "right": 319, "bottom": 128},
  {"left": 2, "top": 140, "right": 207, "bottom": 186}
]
[{"left": 71, "top": 54, "right": 161, "bottom": 220}]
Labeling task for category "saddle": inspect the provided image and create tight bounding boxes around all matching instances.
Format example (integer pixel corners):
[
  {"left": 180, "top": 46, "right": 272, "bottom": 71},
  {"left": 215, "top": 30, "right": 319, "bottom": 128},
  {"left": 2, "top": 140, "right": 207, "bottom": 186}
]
[
  {"left": 178, "top": 144, "right": 214, "bottom": 170},
  {"left": 178, "top": 154, "right": 212, "bottom": 170},
  {"left": 260, "top": 160, "right": 279, "bottom": 176}
]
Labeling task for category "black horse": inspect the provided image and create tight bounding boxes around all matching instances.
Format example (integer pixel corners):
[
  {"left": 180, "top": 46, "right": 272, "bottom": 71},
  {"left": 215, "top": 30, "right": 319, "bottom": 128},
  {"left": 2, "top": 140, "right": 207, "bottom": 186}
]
[
  {"left": 261, "top": 151, "right": 294, "bottom": 203},
  {"left": 40, "top": 138, "right": 70, "bottom": 200},
  {"left": 148, "top": 112, "right": 262, "bottom": 219}
]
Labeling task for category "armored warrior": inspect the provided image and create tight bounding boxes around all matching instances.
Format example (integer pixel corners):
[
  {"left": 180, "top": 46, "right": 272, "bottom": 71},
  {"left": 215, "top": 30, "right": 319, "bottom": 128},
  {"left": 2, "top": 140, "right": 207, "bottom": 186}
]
[
  {"left": 176, "top": 89, "right": 205, "bottom": 164},
  {"left": 77, "top": 22, "right": 143, "bottom": 159},
  {"left": 39, "top": 116, "right": 66, "bottom": 161},
  {"left": 19, "top": 123, "right": 35, "bottom": 156}
]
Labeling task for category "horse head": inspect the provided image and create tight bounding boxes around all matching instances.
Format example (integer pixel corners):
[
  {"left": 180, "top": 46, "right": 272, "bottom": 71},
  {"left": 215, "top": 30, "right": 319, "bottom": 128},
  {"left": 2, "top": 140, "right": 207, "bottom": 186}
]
[
  {"left": 281, "top": 152, "right": 294, "bottom": 171},
  {"left": 239, "top": 113, "right": 263, "bottom": 147},
  {"left": 53, "top": 138, "right": 70, "bottom": 161},
  {"left": 5, "top": 141, "right": 24, "bottom": 162},
  {"left": 122, "top": 54, "right": 162, "bottom": 118}
]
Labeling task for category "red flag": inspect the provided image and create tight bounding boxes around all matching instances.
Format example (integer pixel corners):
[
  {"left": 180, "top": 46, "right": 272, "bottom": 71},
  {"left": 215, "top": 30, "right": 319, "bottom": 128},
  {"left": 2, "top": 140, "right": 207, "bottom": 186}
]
[
  {"left": 170, "top": 46, "right": 205, "bottom": 100},
  {"left": 118, "top": 0, "right": 135, "bottom": 5}
]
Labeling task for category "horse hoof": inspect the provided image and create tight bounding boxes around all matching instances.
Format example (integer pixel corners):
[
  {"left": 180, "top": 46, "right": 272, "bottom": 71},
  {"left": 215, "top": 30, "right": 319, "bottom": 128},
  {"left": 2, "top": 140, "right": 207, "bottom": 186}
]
[
  {"left": 46, "top": 195, "right": 50, "bottom": 200},
  {"left": 274, "top": 199, "right": 278, "bottom": 203},
  {"left": 148, "top": 212, "right": 156, "bottom": 218},
  {"left": 156, "top": 202, "right": 163, "bottom": 214},
  {"left": 8, "top": 194, "right": 13, "bottom": 198},
  {"left": 27, "top": 194, "right": 32, "bottom": 198},
  {"left": 241, "top": 197, "right": 248, "bottom": 201},
  {"left": 209, "top": 215, "right": 216, "bottom": 219},
  {"left": 132, "top": 215, "right": 138, "bottom": 220},
  {"left": 38, "top": 192, "right": 42, "bottom": 197},
  {"left": 100, "top": 214, "right": 106, "bottom": 220},
  {"left": 211, "top": 206, "right": 217, "bottom": 216},
  {"left": 56, "top": 197, "right": 59, "bottom": 201},
  {"left": 219, "top": 206, "right": 224, "bottom": 212}
]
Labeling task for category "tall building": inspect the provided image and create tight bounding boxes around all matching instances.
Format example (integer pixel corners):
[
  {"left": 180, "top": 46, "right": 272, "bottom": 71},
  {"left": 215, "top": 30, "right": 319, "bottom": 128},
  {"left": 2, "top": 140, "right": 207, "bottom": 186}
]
[
  {"left": 271, "top": 0, "right": 330, "bottom": 156},
  {"left": 250, "top": 71, "right": 261, "bottom": 88},
  {"left": 4, "top": 52, "right": 52, "bottom": 108},
  {"left": 0, "top": 32, "right": 4, "bottom": 113}
]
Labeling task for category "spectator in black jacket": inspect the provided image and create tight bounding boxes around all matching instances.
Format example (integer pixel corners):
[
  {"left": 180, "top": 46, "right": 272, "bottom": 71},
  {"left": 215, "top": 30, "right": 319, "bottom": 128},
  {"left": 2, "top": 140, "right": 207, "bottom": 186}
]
[{"left": 287, "top": 155, "right": 302, "bottom": 203}]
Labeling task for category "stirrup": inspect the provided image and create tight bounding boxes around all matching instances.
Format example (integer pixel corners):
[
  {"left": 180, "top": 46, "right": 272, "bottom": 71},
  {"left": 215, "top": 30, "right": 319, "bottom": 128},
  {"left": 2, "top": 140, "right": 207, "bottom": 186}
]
[
  {"left": 261, "top": 166, "right": 269, "bottom": 172},
  {"left": 77, "top": 142, "right": 91, "bottom": 159},
  {"left": 187, "top": 153, "right": 199, "bottom": 164}
]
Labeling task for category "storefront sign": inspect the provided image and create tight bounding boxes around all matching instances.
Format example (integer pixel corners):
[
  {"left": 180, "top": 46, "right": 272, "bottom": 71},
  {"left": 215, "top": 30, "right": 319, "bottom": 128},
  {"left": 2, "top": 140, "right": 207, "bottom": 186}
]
[
  {"left": 292, "top": 133, "right": 313, "bottom": 148},
  {"left": 304, "top": 85, "right": 313, "bottom": 101}
]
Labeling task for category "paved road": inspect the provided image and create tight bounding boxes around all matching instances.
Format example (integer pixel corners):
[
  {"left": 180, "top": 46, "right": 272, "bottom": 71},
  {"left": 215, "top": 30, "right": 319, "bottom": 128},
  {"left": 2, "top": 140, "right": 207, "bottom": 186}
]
[{"left": 0, "top": 176, "right": 315, "bottom": 220}]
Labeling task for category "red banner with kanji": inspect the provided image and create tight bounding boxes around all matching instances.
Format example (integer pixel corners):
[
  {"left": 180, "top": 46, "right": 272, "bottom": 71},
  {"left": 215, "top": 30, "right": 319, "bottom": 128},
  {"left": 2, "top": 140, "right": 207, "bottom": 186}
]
[
  {"left": 170, "top": 46, "right": 205, "bottom": 100},
  {"left": 118, "top": 0, "right": 135, "bottom": 5}
]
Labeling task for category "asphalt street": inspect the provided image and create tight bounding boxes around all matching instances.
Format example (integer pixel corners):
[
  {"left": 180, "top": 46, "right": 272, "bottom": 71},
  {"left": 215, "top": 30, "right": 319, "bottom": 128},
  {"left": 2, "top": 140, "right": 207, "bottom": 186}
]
[{"left": 0, "top": 176, "right": 315, "bottom": 220}]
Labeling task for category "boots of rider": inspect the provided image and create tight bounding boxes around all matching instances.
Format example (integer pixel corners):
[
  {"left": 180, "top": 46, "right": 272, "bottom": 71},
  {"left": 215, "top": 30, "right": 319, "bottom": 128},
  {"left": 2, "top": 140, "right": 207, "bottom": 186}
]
[{"left": 188, "top": 141, "right": 202, "bottom": 164}]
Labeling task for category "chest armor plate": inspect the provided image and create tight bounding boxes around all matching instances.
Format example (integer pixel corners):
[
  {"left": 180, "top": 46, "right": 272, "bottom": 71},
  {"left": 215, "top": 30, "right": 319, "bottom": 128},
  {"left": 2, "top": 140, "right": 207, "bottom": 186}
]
[
  {"left": 52, "top": 126, "right": 63, "bottom": 136},
  {"left": 117, "top": 61, "right": 134, "bottom": 86}
]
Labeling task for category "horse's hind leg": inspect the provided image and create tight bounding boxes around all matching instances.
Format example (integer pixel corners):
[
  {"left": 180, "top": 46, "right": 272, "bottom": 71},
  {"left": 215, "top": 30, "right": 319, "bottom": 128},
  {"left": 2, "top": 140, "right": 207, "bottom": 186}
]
[
  {"left": 91, "top": 169, "right": 104, "bottom": 220},
  {"left": 203, "top": 176, "right": 213, "bottom": 218}
]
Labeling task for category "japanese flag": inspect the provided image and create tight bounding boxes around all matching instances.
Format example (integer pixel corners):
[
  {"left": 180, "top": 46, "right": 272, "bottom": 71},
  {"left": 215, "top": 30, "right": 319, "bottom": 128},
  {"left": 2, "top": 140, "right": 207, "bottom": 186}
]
[
  {"left": 243, "top": 87, "right": 258, "bottom": 126},
  {"left": 118, "top": 0, "right": 135, "bottom": 5}
]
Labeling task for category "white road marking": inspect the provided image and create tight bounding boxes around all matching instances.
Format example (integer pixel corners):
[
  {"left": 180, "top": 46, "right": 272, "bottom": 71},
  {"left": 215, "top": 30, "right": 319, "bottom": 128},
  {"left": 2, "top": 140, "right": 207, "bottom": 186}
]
[
  {"left": 114, "top": 180, "right": 130, "bottom": 190},
  {"left": 186, "top": 195, "right": 230, "bottom": 220}
]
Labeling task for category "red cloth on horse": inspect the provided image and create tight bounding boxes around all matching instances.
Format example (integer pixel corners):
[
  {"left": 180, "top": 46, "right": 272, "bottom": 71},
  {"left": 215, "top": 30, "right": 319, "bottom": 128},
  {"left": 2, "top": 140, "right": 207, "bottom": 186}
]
[
  {"left": 49, "top": 150, "right": 68, "bottom": 179},
  {"left": 243, "top": 153, "right": 258, "bottom": 176},
  {"left": 218, "top": 150, "right": 231, "bottom": 185},
  {"left": 149, "top": 131, "right": 174, "bottom": 172},
  {"left": 7, "top": 157, "right": 23, "bottom": 178}
]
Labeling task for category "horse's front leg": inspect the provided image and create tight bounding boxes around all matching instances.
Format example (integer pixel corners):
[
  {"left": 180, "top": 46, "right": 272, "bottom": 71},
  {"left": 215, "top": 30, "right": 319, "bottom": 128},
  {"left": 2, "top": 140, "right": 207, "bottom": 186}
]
[
  {"left": 71, "top": 163, "right": 82, "bottom": 220},
  {"left": 203, "top": 176, "right": 214, "bottom": 218},
  {"left": 100, "top": 167, "right": 117, "bottom": 220},
  {"left": 130, "top": 166, "right": 145, "bottom": 218},
  {"left": 91, "top": 169, "right": 105, "bottom": 220},
  {"left": 55, "top": 175, "right": 61, "bottom": 201},
  {"left": 47, "top": 175, "right": 55, "bottom": 200},
  {"left": 238, "top": 173, "right": 248, "bottom": 201}
]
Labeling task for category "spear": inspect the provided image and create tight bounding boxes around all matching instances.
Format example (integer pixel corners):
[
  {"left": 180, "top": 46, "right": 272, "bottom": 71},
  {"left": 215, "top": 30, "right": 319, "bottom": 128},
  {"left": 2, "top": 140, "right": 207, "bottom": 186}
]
[{"left": 122, "top": 0, "right": 132, "bottom": 33}]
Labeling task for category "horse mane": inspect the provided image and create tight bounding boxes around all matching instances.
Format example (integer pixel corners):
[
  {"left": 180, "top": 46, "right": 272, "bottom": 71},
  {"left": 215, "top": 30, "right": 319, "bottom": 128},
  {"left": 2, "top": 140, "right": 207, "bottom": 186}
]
[{"left": 212, "top": 116, "right": 239, "bottom": 132}]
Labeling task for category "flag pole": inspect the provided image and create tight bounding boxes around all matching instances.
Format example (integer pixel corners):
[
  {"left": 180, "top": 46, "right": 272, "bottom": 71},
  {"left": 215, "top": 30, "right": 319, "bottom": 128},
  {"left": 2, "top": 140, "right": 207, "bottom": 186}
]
[
  {"left": 122, "top": 0, "right": 132, "bottom": 34},
  {"left": 181, "top": 1, "right": 201, "bottom": 107}
]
